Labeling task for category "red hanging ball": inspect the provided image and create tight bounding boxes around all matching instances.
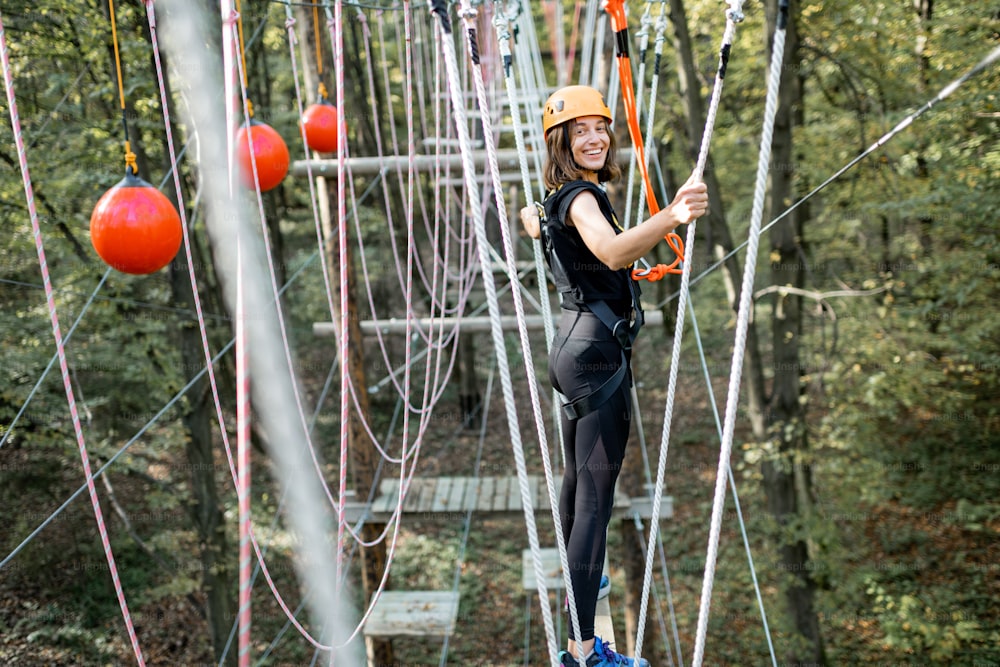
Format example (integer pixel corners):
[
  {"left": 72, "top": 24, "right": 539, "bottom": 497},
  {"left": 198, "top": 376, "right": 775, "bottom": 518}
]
[
  {"left": 236, "top": 119, "right": 289, "bottom": 191},
  {"left": 301, "top": 102, "right": 342, "bottom": 153},
  {"left": 90, "top": 170, "right": 183, "bottom": 275}
]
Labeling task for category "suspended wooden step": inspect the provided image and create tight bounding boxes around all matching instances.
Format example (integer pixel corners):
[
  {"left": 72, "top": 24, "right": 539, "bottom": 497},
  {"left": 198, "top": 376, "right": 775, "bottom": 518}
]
[
  {"left": 341, "top": 475, "right": 672, "bottom": 524},
  {"left": 363, "top": 591, "right": 460, "bottom": 637},
  {"left": 363, "top": 590, "right": 460, "bottom": 667}
]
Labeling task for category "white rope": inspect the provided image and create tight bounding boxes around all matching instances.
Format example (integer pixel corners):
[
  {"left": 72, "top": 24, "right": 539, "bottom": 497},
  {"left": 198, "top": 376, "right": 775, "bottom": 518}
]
[
  {"left": 492, "top": 9, "right": 556, "bottom": 351},
  {"left": 431, "top": 2, "right": 561, "bottom": 663},
  {"left": 621, "top": 3, "right": 653, "bottom": 230},
  {"left": 468, "top": 4, "right": 592, "bottom": 659},
  {"left": 631, "top": 2, "right": 669, "bottom": 230},
  {"left": 686, "top": 299, "right": 778, "bottom": 666},
  {"left": 691, "top": 1, "right": 789, "bottom": 663},
  {"left": 633, "top": 0, "right": 747, "bottom": 661},
  {"left": 578, "top": 0, "right": 599, "bottom": 87},
  {"left": 508, "top": 6, "right": 547, "bottom": 192}
]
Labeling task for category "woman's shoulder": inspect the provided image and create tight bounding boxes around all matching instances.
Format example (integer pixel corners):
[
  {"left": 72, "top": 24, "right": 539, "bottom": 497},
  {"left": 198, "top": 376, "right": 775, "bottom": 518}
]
[{"left": 545, "top": 180, "right": 606, "bottom": 209}]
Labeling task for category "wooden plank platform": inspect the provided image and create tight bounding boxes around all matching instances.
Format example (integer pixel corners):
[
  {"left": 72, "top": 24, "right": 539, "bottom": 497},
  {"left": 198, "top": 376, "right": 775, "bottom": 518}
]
[
  {"left": 343, "top": 475, "right": 672, "bottom": 524},
  {"left": 362, "top": 591, "right": 460, "bottom": 637}
]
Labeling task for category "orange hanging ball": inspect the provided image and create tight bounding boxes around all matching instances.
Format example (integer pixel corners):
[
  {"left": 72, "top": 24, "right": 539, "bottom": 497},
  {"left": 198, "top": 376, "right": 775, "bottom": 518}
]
[
  {"left": 90, "top": 170, "right": 183, "bottom": 275},
  {"left": 236, "top": 119, "right": 289, "bottom": 191},
  {"left": 301, "top": 101, "right": 343, "bottom": 153}
]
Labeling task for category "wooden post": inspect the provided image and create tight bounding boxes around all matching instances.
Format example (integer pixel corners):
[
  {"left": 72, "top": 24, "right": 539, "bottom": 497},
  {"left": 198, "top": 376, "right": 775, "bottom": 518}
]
[
  {"left": 325, "top": 184, "right": 394, "bottom": 656},
  {"left": 316, "top": 166, "right": 394, "bottom": 667}
]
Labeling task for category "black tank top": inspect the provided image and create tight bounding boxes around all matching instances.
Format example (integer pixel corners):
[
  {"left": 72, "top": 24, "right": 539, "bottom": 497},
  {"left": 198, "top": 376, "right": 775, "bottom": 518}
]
[{"left": 542, "top": 181, "right": 638, "bottom": 316}]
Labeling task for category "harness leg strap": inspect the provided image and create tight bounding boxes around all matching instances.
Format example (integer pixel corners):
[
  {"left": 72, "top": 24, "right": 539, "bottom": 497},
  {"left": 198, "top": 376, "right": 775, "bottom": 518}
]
[{"left": 562, "top": 351, "right": 628, "bottom": 421}]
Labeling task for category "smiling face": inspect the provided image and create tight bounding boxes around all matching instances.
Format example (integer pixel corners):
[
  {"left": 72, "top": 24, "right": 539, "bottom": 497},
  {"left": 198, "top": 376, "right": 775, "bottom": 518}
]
[{"left": 569, "top": 115, "right": 611, "bottom": 180}]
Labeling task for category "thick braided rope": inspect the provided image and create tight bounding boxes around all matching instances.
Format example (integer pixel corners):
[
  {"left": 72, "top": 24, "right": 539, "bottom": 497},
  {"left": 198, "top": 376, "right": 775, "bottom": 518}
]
[
  {"left": 491, "top": 11, "right": 556, "bottom": 351},
  {"left": 431, "top": 3, "right": 561, "bottom": 663},
  {"left": 691, "top": 3, "right": 788, "bottom": 664},
  {"left": 458, "top": 2, "right": 574, "bottom": 661},
  {"left": 490, "top": 7, "right": 568, "bottom": 484},
  {"left": 687, "top": 298, "right": 778, "bottom": 666},
  {"left": 633, "top": 1, "right": 746, "bottom": 661},
  {"left": 0, "top": 11, "right": 146, "bottom": 665},
  {"left": 622, "top": 4, "right": 652, "bottom": 230},
  {"left": 631, "top": 3, "right": 669, "bottom": 229}
]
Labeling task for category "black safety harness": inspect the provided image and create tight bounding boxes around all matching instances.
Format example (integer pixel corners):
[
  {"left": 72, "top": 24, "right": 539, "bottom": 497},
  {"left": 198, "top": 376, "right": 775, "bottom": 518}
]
[{"left": 539, "top": 181, "right": 644, "bottom": 421}]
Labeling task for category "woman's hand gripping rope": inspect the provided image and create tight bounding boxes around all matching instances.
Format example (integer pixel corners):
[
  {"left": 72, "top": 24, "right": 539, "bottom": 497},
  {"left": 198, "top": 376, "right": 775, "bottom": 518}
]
[
  {"left": 633, "top": 173, "right": 708, "bottom": 281},
  {"left": 520, "top": 202, "right": 544, "bottom": 240}
]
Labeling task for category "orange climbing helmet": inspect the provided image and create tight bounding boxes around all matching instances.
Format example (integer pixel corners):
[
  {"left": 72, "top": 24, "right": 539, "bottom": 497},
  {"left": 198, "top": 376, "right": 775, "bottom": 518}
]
[{"left": 542, "top": 85, "right": 612, "bottom": 139}]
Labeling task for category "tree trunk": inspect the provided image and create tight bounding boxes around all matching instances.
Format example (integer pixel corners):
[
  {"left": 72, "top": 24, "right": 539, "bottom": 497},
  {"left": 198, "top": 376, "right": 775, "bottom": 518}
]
[
  {"left": 667, "top": 0, "right": 767, "bottom": 440},
  {"left": 140, "top": 12, "right": 236, "bottom": 664},
  {"left": 762, "top": 1, "right": 825, "bottom": 663}
]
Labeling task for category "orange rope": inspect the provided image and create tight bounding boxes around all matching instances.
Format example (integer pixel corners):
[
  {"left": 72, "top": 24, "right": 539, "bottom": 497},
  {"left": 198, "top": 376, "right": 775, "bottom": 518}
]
[
  {"left": 632, "top": 232, "right": 685, "bottom": 281},
  {"left": 107, "top": 0, "right": 137, "bottom": 172},
  {"left": 234, "top": 0, "right": 253, "bottom": 117},
  {"left": 313, "top": 2, "right": 322, "bottom": 76},
  {"left": 605, "top": 0, "right": 658, "bottom": 216},
  {"left": 605, "top": 0, "right": 684, "bottom": 281},
  {"left": 312, "top": 1, "right": 328, "bottom": 99}
]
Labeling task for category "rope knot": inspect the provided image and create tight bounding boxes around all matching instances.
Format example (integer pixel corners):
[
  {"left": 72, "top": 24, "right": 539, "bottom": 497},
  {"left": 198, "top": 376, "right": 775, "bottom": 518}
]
[
  {"left": 726, "top": 1, "right": 745, "bottom": 23},
  {"left": 457, "top": 4, "right": 477, "bottom": 21},
  {"left": 224, "top": 10, "right": 240, "bottom": 27},
  {"left": 124, "top": 149, "right": 138, "bottom": 174}
]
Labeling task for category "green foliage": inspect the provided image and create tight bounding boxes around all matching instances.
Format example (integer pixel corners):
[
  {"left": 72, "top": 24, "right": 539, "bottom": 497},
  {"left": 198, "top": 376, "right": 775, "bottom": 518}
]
[
  {"left": 866, "top": 580, "right": 993, "bottom": 661},
  {"left": 2, "top": 0, "right": 998, "bottom": 663}
]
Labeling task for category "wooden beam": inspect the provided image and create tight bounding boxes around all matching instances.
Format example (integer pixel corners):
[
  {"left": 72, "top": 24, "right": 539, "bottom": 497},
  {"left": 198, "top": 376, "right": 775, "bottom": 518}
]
[
  {"left": 291, "top": 148, "right": 637, "bottom": 176},
  {"left": 290, "top": 149, "right": 527, "bottom": 176},
  {"left": 315, "top": 309, "right": 664, "bottom": 337}
]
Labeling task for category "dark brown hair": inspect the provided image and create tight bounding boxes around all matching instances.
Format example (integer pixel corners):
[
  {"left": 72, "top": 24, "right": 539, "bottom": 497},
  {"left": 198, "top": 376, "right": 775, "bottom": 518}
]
[{"left": 542, "top": 119, "right": 622, "bottom": 192}]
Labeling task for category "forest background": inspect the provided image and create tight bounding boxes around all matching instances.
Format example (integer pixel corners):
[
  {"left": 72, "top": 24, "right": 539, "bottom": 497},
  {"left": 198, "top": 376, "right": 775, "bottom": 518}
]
[{"left": 0, "top": 0, "right": 998, "bottom": 665}]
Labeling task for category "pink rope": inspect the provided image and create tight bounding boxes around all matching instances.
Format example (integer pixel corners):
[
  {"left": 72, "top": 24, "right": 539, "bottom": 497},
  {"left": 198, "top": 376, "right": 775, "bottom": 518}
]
[
  {"left": 0, "top": 10, "right": 145, "bottom": 666},
  {"left": 236, "top": 248, "right": 252, "bottom": 667},
  {"left": 332, "top": 0, "right": 351, "bottom": 599},
  {"left": 219, "top": 3, "right": 257, "bottom": 661}
]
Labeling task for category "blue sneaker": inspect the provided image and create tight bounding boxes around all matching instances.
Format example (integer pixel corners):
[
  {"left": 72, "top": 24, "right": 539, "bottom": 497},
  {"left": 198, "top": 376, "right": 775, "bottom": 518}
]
[
  {"left": 559, "top": 637, "right": 649, "bottom": 667},
  {"left": 564, "top": 575, "right": 611, "bottom": 611},
  {"left": 598, "top": 574, "right": 611, "bottom": 599},
  {"left": 557, "top": 637, "right": 650, "bottom": 666}
]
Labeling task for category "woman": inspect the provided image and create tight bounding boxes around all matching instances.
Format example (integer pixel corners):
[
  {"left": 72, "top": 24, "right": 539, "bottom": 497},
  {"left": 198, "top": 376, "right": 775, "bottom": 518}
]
[{"left": 520, "top": 85, "right": 708, "bottom": 666}]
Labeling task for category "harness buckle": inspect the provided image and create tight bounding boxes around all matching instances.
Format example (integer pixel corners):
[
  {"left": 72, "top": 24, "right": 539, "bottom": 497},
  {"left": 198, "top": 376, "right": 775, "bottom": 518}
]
[{"left": 611, "top": 318, "right": 632, "bottom": 351}]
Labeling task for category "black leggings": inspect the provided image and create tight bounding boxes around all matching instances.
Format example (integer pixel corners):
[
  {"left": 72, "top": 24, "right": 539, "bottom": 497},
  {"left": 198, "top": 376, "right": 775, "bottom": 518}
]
[{"left": 549, "top": 309, "right": 632, "bottom": 642}]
